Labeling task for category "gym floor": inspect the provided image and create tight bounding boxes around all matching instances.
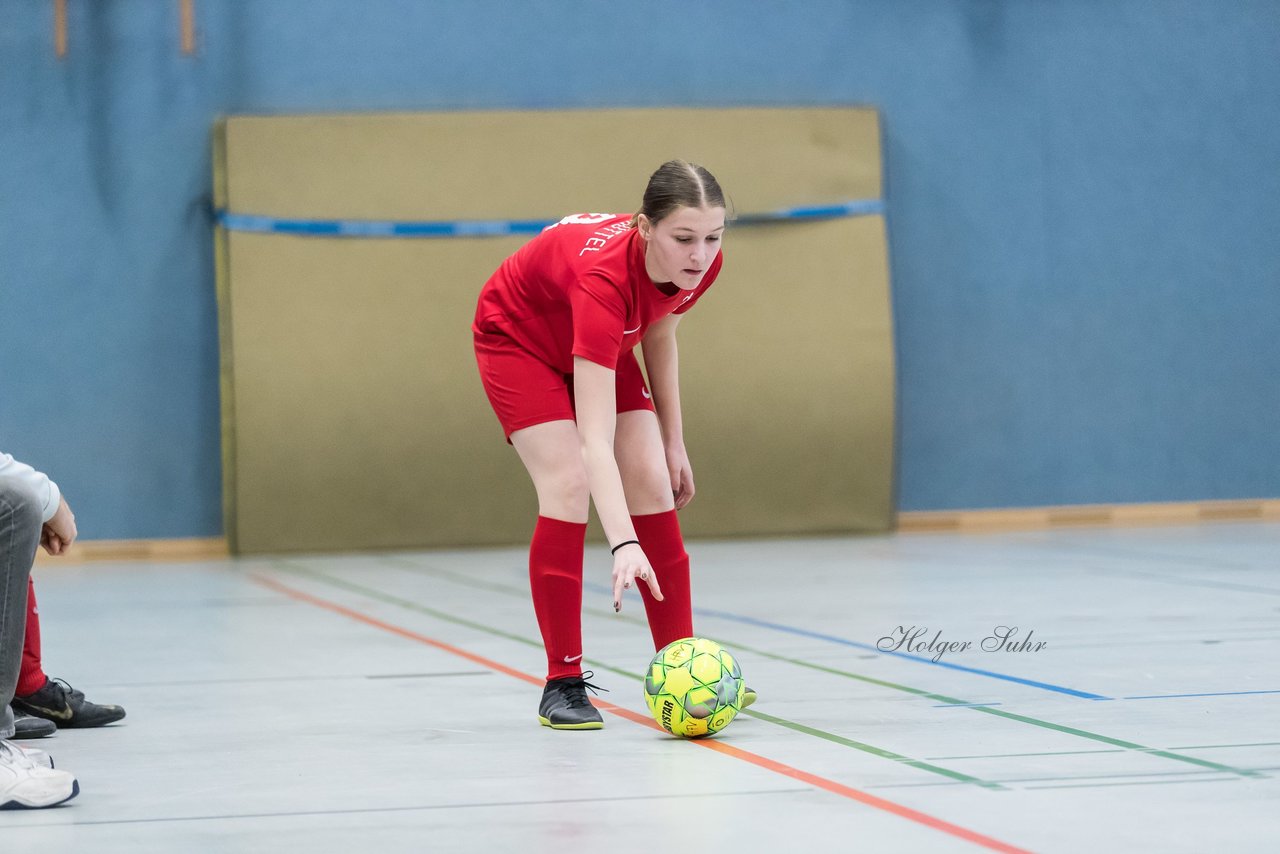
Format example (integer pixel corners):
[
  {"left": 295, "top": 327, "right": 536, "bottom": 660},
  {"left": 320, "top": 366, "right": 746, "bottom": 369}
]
[{"left": 5, "top": 522, "right": 1277, "bottom": 852}]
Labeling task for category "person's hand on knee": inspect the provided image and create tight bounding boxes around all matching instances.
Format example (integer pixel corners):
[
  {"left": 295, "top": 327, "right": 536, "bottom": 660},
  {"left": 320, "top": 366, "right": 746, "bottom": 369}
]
[{"left": 41, "top": 496, "right": 76, "bottom": 555}]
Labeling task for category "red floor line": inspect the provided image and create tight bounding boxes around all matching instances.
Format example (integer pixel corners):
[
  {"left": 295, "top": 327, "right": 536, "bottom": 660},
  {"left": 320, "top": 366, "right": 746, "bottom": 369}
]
[{"left": 251, "top": 573, "right": 1035, "bottom": 854}]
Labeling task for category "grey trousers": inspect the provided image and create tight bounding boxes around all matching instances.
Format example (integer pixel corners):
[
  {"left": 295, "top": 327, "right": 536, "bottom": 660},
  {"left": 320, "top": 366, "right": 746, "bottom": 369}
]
[{"left": 0, "top": 480, "right": 41, "bottom": 739}]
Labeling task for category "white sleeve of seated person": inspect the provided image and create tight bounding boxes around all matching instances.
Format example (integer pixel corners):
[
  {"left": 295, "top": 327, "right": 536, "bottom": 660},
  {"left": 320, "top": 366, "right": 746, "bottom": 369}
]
[{"left": 0, "top": 451, "right": 62, "bottom": 524}]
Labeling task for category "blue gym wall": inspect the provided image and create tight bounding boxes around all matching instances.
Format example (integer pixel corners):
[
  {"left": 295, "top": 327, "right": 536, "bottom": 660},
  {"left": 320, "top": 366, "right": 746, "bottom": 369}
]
[{"left": 1, "top": 1, "right": 1277, "bottom": 539}]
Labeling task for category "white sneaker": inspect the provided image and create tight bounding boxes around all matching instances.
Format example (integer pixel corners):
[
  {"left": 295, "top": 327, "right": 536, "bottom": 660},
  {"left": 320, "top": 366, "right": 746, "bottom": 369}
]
[
  {"left": 0, "top": 739, "right": 78, "bottom": 809},
  {"left": 6, "top": 741, "right": 55, "bottom": 768}
]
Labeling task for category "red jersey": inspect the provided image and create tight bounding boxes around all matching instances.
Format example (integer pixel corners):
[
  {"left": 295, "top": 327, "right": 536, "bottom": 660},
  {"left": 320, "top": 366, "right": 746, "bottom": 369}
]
[{"left": 473, "top": 213, "right": 721, "bottom": 372}]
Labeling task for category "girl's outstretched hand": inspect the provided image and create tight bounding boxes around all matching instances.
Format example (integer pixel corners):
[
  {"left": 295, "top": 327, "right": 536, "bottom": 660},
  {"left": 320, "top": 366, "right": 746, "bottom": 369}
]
[{"left": 611, "top": 543, "right": 663, "bottom": 612}]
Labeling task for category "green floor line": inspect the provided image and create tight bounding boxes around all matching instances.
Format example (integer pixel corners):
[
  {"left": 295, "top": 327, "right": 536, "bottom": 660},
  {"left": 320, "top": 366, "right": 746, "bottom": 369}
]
[
  {"left": 730, "top": 643, "right": 1262, "bottom": 778},
  {"left": 927, "top": 742, "right": 1280, "bottom": 761},
  {"left": 927, "top": 749, "right": 1128, "bottom": 760},
  {"left": 374, "top": 555, "right": 1266, "bottom": 781},
  {"left": 1023, "top": 777, "right": 1241, "bottom": 791},
  {"left": 269, "top": 559, "right": 1005, "bottom": 791},
  {"left": 1168, "top": 741, "right": 1280, "bottom": 751},
  {"left": 744, "top": 709, "right": 1002, "bottom": 788},
  {"left": 897, "top": 767, "right": 1254, "bottom": 787}
]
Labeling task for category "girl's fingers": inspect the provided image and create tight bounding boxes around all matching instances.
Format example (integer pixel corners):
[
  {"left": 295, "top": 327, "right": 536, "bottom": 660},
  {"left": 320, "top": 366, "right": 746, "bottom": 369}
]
[{"left": 645, "top": 572, "right": 663, "bottom": 602}]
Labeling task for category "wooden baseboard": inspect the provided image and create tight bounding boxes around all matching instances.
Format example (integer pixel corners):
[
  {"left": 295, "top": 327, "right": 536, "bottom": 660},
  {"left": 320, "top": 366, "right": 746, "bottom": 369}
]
[
  {"left": 26, "top": 501, "right": 1280, "bottom": 561},
  {"left": 896, "top": 499, "right": 1280, "bottom": 533},
  {"left": 33, "top": 537, "right": 229, "bottom": 565}
]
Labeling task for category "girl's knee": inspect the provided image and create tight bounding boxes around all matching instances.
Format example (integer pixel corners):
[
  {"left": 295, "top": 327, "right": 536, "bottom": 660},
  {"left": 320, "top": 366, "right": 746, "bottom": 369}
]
[
  {"left": 537, "top": 466, "right": 590, "bottom": 519},
  {"left": 622, "top": 461, "right": 674, "bottom": 514}
]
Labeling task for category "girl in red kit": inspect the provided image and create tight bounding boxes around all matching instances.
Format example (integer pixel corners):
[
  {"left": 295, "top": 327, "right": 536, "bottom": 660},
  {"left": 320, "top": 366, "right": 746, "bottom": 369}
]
[{"left": 473, "top": 160, "right": 752, "bottom": 729}]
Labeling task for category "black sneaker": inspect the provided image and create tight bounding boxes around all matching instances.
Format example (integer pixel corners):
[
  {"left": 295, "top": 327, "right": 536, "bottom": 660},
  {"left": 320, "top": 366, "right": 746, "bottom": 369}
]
[
  {"left": 9, "top": 710, "right": 56, "bottom": 739},
  {"left": 538, "top": 671, "right": 606, "bottom": 730},
  {"left": 13, "top": 679, "right": 126, "bottom": 729}
]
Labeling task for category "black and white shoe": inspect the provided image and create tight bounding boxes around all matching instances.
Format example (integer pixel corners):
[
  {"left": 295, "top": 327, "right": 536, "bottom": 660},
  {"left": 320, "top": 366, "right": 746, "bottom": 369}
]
[
  {"left": 9, "top": 710, "right": 56, "bottom": 740},
  {"left": 13, "top": 679, "right": 125, "bottom": 729},
  {"left": 538, "top": 672, "right": 606, "bottom": 730}
]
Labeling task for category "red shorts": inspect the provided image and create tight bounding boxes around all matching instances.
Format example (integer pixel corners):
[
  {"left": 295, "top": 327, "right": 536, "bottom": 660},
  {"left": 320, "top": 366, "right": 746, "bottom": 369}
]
[{"left": 474, "top": 331, "right": 655, "bottom": 441}]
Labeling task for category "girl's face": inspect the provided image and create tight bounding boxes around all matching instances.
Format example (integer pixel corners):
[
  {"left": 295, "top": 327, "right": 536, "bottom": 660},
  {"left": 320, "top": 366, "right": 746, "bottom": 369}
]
[{"left": 639, "top": 205, "right": 726, "bottom": 290}]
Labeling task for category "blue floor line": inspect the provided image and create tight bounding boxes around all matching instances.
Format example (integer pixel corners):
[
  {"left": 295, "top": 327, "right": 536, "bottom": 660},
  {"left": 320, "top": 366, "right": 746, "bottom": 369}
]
[
  {"left": 1119, "top": 689, "right": 1280, "bottom": 700},
  {"left": 695, "top": 604, "right": 1112, "bottom": 700},
  {"left": 584, "top": 580, "right": 1110, "bottom": 700}
]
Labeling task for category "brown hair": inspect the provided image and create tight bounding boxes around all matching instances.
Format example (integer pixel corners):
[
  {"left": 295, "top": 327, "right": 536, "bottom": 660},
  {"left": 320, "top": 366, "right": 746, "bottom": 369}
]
[{"left": 631, "top": 160, "right": 728, "bottom": 227}]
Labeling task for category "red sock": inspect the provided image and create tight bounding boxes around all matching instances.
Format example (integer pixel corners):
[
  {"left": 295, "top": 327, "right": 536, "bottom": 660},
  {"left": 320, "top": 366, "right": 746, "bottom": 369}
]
[
  {"left": 17, "top": 576, "right": 48, "bottom": 697},
  {"left": 632, "top": 510, "right": 693, "bottom": 651},
  {"left": 529, "top": 516, "right": 587, "bottom": 681}
]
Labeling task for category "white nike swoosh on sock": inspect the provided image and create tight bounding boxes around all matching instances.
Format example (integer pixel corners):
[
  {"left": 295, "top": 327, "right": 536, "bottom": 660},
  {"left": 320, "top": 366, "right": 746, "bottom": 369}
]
[{"left": 563, "top": 653, "right": 583, "bottom": 663}]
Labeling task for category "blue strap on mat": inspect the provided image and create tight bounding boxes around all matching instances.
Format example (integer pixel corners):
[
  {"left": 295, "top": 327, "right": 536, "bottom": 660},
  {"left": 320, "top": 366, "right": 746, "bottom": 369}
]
[{"left": 214, "top": 199, "right": 885, "bottom": 238}]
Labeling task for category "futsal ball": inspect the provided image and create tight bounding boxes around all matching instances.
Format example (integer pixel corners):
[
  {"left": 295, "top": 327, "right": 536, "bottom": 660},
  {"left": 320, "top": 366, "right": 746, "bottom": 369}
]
[{"left": 644, "top": 637, "right": 745, "bottom": 738}]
